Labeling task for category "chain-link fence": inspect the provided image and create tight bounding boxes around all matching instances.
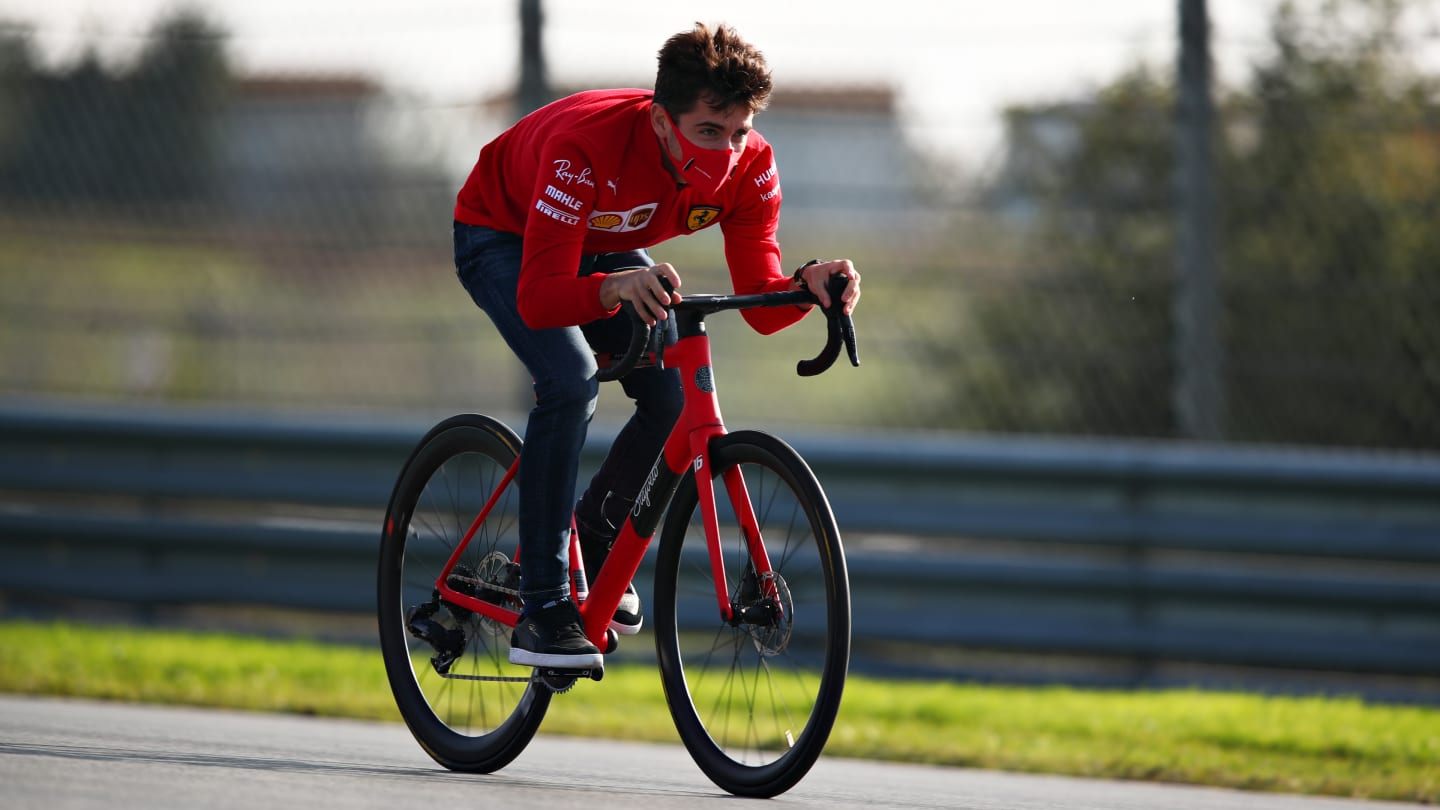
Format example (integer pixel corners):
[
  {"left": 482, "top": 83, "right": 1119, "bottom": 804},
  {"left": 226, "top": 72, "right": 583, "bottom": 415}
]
[{"left": 2, "top": 2, "right": 1438, "bottom": 451}]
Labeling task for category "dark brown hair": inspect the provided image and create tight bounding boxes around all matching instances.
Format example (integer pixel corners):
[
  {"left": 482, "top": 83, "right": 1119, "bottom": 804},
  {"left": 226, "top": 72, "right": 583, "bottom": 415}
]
[{"left": 654, "top": 22, "right": 772, "bottom": 115}]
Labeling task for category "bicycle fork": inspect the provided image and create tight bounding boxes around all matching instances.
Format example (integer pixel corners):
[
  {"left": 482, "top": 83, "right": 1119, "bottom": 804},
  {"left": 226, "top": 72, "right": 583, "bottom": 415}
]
[{"left": 692, "top": 441, "right": 780, "bottom": 624}]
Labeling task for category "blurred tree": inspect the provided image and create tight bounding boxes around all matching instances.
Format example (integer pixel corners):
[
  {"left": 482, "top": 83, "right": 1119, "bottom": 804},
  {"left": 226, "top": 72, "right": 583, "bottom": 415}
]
[
  {"left": 5, "top": 47, "right": 119, "bottom": 204},
  {"left": 1223, "top": 0, "right": 1440, "bottom": 447},
  {"left": 119, "top": 9, "right": 232, "bottom": 203},
  {"left": 0, "top": 8, "right": 230, "bottom": 209},
  {"left": 0, "top": 23, "right": 38, "bottom": 167},
  {"left": 960, "top": 0, "right": 1440, "bottom": 449},
  {"left": 952, "top": 69, "right": 1177, "bottom": 437}
]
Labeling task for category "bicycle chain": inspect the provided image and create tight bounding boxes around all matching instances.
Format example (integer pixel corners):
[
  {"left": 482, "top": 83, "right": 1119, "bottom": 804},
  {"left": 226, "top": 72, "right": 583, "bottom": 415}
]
[
  {"left": 447, "top": 572, "right": 521, "bottom": 599},
  {"left": 438, "top": 671, "right": 531, "bottom": 683},
  {"left": 439, "top": 670, "right": 596, "bottom": 695}
]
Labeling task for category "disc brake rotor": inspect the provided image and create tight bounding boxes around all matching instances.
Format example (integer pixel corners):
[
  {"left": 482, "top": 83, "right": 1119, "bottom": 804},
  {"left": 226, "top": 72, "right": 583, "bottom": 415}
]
[{"left": 744, "top": 571, "right": 793, "bottom": 656}]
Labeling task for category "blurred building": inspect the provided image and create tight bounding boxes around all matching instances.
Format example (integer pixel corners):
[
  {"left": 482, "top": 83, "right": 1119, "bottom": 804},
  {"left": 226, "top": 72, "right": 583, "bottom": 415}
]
[
  {"left": 759, "top": 86, "right": 921, "bottom": 221},
  {"left": 214, "top": 75, "right": 923, "bottom": 242},
  {"left": 462, "top": 82, "right": 926, "bottom": 233},
  {"left": 982, "top": 102, "right": 1089, "bottom": 227},
  {"left": 219, "top": 75, "right": 451, "bottom": 240}
]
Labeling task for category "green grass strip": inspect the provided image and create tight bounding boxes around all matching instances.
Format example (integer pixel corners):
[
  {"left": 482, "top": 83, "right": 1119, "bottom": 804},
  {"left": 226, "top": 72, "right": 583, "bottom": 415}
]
[{"left": 2, "top": 620, "right": 1436, "bottom": 802}]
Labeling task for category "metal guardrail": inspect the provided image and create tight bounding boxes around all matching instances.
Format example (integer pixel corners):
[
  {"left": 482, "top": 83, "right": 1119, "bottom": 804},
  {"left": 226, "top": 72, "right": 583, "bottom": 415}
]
[{"left": 2, "top": 404, "right": 1439, "bottom": 699}]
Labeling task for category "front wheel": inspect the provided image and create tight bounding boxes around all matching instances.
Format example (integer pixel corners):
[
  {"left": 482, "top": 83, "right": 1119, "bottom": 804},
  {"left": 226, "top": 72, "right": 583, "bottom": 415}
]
[
  {"left": 653, "top": 430, "right": 851, "bottom": 797},
  {"left": 377, "top": 414, "right": 550, "bottom": 773}
]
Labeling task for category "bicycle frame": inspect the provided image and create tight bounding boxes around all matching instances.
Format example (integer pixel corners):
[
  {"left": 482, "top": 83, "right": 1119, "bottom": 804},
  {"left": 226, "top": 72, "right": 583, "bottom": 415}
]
[{"left": 429, "top": 305, "right": 775, "bottom": 649}]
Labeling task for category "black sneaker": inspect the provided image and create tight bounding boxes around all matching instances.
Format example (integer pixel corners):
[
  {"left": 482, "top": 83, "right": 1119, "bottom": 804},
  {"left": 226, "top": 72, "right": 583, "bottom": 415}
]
[
  {"left": 612, "top": 583, "right": 643, "bottom": 635},
  {"left": 508, "top": 598, "right": 603, "bottom": 668},
  {"left": 580, "top": 526, "right": 643, "bottom": 635}
]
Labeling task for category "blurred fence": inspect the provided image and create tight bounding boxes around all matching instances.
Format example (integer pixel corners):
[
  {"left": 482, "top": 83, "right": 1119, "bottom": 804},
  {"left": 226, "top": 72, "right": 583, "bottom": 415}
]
[
  {"left": 3, "top": 403, "right": 1438, "bottom": 701},
  {"left": 2, "top": 4, "right": 1439, "bottom": 451}
]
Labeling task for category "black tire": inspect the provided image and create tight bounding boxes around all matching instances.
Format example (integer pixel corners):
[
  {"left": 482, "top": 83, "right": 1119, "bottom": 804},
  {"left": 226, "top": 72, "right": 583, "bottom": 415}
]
[
  {"left": 377, "top": 414, "right": 550, "bottom": 772},
  {"left": 653, "top": 430, "right": 850, "bottom": 797}
]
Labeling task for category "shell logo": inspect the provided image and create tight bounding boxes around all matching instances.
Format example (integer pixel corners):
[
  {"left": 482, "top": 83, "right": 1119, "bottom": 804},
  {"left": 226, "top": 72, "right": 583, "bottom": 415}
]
[{"left": 588, "top": 202, "right": 658, "bottom": 232}]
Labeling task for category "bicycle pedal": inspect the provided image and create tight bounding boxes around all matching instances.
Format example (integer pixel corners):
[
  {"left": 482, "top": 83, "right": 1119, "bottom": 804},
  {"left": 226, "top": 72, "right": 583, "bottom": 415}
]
[{"left": 536, "top": 666, "right": 604, "bottom": 682}]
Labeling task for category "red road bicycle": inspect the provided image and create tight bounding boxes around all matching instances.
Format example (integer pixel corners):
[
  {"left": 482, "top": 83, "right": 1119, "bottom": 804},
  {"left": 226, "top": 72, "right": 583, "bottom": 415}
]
[{"left": 377, "top": 276, "right": 858, "bottom": 797}]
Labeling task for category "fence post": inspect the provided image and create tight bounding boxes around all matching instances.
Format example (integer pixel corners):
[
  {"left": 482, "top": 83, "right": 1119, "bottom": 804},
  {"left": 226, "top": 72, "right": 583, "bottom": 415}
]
[{"left": 1174, "top": 0, "right": 1225, "bottom": 440}]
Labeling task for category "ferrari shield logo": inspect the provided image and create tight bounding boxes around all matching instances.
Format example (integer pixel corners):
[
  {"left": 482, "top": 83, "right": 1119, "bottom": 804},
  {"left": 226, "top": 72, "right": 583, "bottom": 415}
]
[{"left": 686, "top": 206, "right": 721, "bottom": 231}]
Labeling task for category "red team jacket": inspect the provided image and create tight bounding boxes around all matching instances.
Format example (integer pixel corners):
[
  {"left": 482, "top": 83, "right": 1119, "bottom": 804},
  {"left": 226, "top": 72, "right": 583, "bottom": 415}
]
[{"left": 454, "top": 89, "right": 806, "bottom": 335}]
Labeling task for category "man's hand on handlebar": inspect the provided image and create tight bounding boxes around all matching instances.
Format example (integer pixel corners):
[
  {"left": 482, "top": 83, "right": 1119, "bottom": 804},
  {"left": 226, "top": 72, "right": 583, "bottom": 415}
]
[
  {"left": 600, "top": 264, "right": 683, "bottom": 325},
  {"left": 794, "top": 259, "right": 861, "bottom": 316}
]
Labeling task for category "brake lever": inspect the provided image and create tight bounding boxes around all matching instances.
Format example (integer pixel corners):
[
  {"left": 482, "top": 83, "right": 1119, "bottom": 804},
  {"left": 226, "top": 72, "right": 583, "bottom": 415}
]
[
  {"left": 595, "top": 276, "right": 676, "bottom": 382},
  {"left": 651, "top": 277, "right": 677, "bottom": 370},
  {"left": 596, "top": 301, "right": 652, "bottom": 383},
  {"left": 838, "top": 309, "right": 860, "bottom": 367},
  {"left": 649, "top": 308, "right": 676, "bottom": 370},
  {"left": 796, "top": 275, "right": 860, "bottom": 377}
]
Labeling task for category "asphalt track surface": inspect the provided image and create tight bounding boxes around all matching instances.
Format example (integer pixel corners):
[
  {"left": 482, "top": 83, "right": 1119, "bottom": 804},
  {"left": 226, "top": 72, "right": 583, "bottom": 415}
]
[{"left": 0, "top": 695, "right": 1422, "bottom": 810}]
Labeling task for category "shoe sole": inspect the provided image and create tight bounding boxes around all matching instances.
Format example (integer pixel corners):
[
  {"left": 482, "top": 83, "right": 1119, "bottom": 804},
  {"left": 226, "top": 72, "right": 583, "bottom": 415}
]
[
  {"left": 508, "top": 648, "right": 604, "bottom": 668},
  {"left": 610, "top": 617, "right": 642, "bottom": 636},
  {"left": 610, "top": 589, "right": 642, "bottom": 635}
]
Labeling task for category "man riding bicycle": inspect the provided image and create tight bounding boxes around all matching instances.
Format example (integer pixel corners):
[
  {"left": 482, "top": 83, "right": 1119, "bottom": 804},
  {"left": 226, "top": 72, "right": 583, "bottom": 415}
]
[{"left": 453, "top": 21, "right": 861, "bottom": 668}]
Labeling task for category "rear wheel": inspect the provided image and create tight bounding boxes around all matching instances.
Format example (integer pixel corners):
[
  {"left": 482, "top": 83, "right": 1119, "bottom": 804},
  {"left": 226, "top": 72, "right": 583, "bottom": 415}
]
[
  {"left": 377, "top": 414, "right": 549, "bottom": 772},
  {"left": 653, "top": 430, "right": 850, "bottom": 797}
]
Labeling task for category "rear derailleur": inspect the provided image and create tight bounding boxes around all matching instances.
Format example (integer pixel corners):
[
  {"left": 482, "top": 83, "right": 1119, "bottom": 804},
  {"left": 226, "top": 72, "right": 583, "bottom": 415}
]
[
  {"left": 405, "top": 597, "right": 466, "bottom": 675},
  {"left": 405, "top": 559, "right": 526, "bottom": 675}
]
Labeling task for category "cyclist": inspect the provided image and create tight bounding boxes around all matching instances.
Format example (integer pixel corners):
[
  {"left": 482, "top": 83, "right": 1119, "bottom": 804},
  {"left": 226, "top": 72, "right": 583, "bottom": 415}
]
[{"left": 453, "top": 21, "right": 861, "bottom": 668}]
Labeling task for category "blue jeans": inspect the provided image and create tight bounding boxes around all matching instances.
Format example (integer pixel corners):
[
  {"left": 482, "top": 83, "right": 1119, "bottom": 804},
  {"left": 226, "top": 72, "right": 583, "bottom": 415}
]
[{"left": 454, "top": 222, "right": 683, "bottom": 607}]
